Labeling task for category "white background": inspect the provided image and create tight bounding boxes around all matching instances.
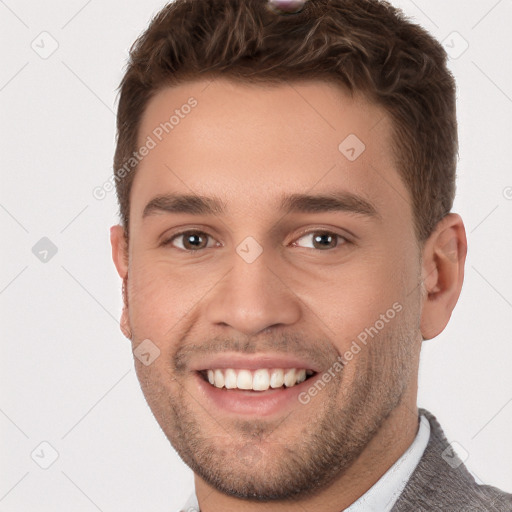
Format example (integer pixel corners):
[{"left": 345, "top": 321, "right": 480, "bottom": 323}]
[{"left": 1, "top": 0, "right": 511, "bottom": 510}]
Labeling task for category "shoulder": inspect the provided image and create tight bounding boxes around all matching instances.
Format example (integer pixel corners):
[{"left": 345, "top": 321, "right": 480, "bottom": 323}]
[{"left": 392, "top": 408, "right": 512, "bottom": 511}]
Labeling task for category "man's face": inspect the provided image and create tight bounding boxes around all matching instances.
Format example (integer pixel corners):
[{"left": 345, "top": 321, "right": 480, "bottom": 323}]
[{"left": 116, "top": 79, "right": 425, "bottom": 500}]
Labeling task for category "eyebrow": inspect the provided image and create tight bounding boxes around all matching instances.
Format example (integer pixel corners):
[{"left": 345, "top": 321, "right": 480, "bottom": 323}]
[{"left": 142, "top": 191, "right": 380, "bottom": 219}]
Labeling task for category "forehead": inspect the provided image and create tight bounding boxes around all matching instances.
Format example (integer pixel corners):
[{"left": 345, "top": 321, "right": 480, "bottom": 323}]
[{"left": 131, "top": 78, "right": 411, "bottom": 227}]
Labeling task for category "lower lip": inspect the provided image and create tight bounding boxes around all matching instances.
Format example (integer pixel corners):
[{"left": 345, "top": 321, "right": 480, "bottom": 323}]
[{"left": 194, "top": 372, "right": 314, "bottom": 416}]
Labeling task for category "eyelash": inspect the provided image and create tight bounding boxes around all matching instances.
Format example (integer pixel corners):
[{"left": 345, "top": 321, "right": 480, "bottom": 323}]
[{"left": 161, "top": 229, "right": 351, "bottom": 252}]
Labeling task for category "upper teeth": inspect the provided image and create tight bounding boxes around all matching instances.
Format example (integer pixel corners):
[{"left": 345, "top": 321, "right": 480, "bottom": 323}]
[{"left": 206, "top": 368, "right": 313, "bottom": 391}]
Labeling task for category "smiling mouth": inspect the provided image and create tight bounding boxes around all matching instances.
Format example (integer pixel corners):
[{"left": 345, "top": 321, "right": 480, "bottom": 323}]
[{"left": 198, "top": 368, "right": 317, "bottom": 392}]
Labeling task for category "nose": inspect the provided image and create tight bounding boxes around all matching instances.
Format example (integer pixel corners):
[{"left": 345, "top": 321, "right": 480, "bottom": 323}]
[{"left": 204, "top": 251, "right": 302, "bottom": 336}]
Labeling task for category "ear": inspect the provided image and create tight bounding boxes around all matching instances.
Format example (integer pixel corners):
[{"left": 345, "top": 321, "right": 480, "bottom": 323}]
[
  {"left": 419, "top": 213, "right": 467, "bottom": 340},
  {"left": 110, "top": 225, "right": 131, "bottom": 340}
]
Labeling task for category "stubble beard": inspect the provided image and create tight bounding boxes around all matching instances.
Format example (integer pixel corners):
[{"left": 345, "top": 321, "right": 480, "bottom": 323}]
[{"left": 133, "top": 315, "right": 417, "bottom": 502}]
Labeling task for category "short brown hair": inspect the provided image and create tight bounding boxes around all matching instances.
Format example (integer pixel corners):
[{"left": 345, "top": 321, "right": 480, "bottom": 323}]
[{"left": 114, "top": 0, "right": 457, "bottom": 243}]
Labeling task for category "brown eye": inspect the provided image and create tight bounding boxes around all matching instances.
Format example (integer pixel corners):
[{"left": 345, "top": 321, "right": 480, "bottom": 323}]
[
  {"left": 292, "top": 231, "right": 347, "bottom": 250},
  {"left": 164, "top": 230, "right": 217, "bottom": 251}
]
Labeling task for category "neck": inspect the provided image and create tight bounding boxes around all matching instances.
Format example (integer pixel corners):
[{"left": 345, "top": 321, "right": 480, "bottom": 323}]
[{"left": 194, "top": 397, "right": 420, "bottom": 512}]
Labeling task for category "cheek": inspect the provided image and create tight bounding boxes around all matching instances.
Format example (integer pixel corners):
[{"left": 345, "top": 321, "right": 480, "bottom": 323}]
[
  {"left": 126, "top": 256, "right": 222, "bottom": 342},
  {"left": 301, "top": 255, "right": 417, "bottom": 384},
  {"left": 309, "top": 253, "right": 408, "bottom": 343},
  {"left": 126, "top": 258, "right": 187, "bottom": 339}
]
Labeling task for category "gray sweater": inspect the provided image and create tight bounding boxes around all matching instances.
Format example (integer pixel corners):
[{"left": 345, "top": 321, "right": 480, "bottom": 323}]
[{"left": 391, "top": 408, "right": 512, "bottom": 511}]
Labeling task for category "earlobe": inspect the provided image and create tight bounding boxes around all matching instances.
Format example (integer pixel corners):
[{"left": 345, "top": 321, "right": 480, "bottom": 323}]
[
  {"left": 419, "top": 214, "right": 467, "bottom": 340},
  {"left": 110, "top": 225, "right": 129, "bottom": 279},
  {"left": 110, "top": 225, "right": 132, "bottom": 340}
]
